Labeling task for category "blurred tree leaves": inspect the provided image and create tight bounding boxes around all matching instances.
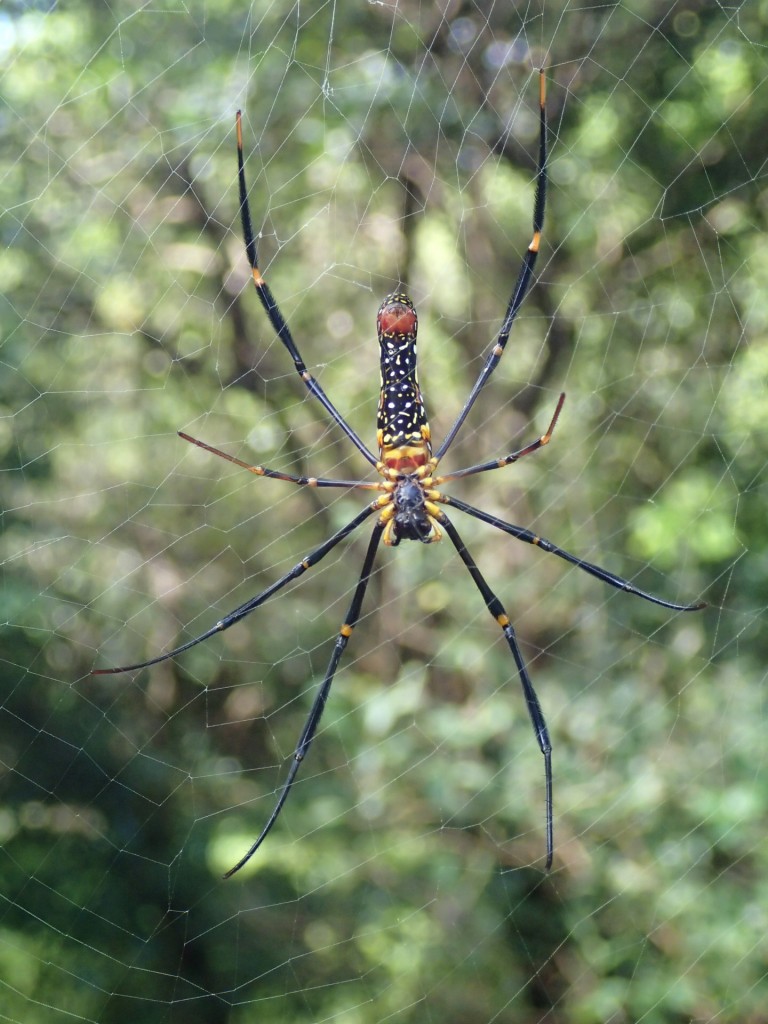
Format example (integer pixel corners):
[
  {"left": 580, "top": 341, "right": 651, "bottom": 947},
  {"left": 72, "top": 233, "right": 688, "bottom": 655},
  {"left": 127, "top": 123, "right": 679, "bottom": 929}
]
[{"left": 2, "top": 2, "right": 766, "bottom": 1023}]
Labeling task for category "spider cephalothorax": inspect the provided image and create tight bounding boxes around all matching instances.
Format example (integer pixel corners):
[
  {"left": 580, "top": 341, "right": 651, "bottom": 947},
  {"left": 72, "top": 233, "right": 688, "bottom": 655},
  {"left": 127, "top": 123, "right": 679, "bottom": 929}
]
[
  {"left": 385, "top": 473, "right": 439, "bottom": 546},
  {"left": 95, "top": 71, "right": 704, "bottom": 878}
]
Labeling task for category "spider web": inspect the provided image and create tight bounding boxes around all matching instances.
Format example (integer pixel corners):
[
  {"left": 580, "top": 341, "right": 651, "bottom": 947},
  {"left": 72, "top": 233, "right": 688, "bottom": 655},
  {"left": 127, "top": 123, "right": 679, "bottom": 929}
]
[{"left": 2, "top": 1, "right": 765, "bottom": 1021}]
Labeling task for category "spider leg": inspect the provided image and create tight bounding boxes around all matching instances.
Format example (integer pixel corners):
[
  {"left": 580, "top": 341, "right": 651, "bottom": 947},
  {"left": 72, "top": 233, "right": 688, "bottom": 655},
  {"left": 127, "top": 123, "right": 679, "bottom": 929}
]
[
  {"left": 434, "top": 392, "right": 564, "bottom": 485},
  {"left": 224, "top": 519, "right": 386, "bottom": 878},
  {"left": 179, "top": 431, "right": 382, "bottom": 490},
  {"left": 440, "top": 494, "right": 706, "bottom": 611},
  {"left": 236, "top": 113, "right": 378, "bottom": 469},
  {"left": 435, "top": 70, "right": 547, "bottom": 462},
  {"left": 92, "top": 501, "right": 383, "bottom": 675},
  {"left": 436, "top": 510, "right": 553, "bottom": 869}
]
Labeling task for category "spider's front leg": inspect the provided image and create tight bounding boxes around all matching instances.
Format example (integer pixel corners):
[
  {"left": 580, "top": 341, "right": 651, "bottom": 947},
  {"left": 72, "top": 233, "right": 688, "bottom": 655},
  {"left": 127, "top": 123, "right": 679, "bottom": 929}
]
[
  {"left": 92, "top": 502, "right": 383, "bottom": 675},
  {"left": 440, "top": 494, "right": 706, "bottom": 613},
  {"left": 224, "top": 520, "right": 387, "bottom": 878},
  {"left": 436, "top": 509, "right": 554, "bottom": 868}
]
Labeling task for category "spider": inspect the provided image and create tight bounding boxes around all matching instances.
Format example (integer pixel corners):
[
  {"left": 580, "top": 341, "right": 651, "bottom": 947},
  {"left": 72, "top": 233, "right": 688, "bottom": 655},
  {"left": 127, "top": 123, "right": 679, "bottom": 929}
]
[{"left": 94, "top": 71, "right": 705, "bottom": 877}]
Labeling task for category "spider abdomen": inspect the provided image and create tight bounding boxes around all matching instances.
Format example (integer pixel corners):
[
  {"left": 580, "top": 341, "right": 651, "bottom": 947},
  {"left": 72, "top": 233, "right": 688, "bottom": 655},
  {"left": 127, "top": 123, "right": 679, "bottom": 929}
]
[{"left": 376, "top": 293, "right": 431, "bottom": 468}]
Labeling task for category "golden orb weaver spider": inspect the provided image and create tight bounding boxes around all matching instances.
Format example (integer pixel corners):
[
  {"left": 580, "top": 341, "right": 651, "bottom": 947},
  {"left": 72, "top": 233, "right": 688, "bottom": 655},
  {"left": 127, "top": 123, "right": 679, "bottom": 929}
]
[{"left": 94, "top": 71, "right": 705, "bottom": 878}]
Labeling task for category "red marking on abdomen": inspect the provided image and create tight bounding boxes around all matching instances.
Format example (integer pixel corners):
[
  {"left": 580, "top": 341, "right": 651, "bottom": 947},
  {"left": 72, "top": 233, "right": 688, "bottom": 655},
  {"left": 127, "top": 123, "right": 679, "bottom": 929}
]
[
  {"left": 383, "top": 447, "right": 429, "bottom": 472},
  {"left": 378, "top": 306, "right": 417, "bottom": 335}
]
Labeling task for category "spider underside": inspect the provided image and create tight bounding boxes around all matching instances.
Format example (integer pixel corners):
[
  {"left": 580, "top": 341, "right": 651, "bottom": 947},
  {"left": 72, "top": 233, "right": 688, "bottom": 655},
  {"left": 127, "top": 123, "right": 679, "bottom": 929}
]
[{"left": 94, "top": 71, "right": 704, "bottom": 878}]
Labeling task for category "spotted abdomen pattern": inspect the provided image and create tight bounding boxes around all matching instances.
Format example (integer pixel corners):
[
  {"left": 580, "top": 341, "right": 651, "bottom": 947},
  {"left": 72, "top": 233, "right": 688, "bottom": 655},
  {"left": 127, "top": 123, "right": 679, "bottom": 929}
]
[{"left": 376, "top": 292, "right": 431, "bottom": 471}]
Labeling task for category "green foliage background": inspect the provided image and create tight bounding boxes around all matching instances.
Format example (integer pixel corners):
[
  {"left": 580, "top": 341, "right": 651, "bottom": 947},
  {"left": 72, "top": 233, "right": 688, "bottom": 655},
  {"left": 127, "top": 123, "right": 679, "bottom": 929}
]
[{"left": 2, "top": 1, "right": 765, "bottom": 1022}]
